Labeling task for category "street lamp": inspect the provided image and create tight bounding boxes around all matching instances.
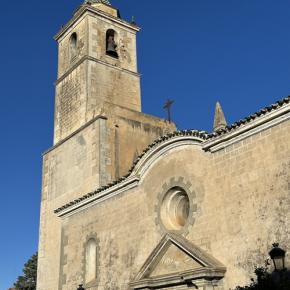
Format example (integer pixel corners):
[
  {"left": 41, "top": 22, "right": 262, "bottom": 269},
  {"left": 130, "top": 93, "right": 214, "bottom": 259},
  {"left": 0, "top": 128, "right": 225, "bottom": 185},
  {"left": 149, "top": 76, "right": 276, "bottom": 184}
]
[
  {"left": 77, "top": 284, "right": 85, "bottom": 290},
  {"left": 269, "top": 243, "right": 286, "bottom": 271}
]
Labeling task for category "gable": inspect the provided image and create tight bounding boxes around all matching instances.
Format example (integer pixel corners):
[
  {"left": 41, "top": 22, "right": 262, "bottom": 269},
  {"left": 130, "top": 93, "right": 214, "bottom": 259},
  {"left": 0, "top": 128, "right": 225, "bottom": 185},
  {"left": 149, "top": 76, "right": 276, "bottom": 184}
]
[
  {"left": 150, "top": 243, "right": 204, "bottom": 278},
  {"left": 130, "top": 234, "right": 226, "bottom": 289}
]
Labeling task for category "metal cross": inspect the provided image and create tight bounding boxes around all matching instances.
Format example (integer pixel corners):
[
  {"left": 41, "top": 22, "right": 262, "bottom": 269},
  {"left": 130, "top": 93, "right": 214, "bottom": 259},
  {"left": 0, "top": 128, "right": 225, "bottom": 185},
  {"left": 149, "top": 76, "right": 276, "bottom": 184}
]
[{"left": 163, "top": 99, "right": 174, "bottom": 123}]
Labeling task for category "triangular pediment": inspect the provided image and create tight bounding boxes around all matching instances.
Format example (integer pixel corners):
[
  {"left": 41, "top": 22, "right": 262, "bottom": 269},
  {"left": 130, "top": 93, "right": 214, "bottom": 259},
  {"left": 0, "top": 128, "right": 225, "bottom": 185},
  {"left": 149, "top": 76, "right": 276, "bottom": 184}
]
[
  {"left": 130, "top": 234, "right": 226, "bottom": 289},
  {"left": 150, "top": 242, "right": 204, "bottom": 277}
]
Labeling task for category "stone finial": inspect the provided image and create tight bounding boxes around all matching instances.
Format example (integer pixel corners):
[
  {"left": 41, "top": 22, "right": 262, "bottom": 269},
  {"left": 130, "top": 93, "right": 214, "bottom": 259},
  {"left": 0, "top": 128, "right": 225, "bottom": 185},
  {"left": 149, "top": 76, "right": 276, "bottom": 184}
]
[{"left": 213, "top": 101, "right": 227, "bottom": 131}]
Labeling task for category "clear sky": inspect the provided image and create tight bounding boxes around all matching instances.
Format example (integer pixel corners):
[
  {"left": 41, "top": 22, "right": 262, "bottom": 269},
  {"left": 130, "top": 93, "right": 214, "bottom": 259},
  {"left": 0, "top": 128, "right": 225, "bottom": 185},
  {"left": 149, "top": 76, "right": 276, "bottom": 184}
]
[{"left": 1, "top": 0, "right": 290, "bottom": 289}]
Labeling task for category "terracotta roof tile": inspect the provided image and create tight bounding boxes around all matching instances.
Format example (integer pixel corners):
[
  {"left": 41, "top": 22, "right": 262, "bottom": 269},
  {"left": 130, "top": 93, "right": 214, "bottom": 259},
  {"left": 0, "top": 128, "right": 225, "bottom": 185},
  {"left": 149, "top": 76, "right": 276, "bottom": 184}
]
[
  {"left": 54, "top": 95, "right": 290, "bottom": 214},
  {"left": 207, "top": 96, "right": 289, "bottom": 139}
]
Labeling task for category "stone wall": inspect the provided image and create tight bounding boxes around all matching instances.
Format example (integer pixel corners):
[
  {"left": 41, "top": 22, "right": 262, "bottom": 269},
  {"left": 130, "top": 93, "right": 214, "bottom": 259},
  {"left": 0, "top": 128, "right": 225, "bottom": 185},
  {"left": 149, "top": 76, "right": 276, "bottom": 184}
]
[
  {"left": 87, "top": 61, "right": 141, "bottom": 117},
  {"left": 88, "top": 14, "right": 138, "bottom": 73},
  {"left": 103, "top": 104, "right": 175, "bottom": 180},
  {"left": 55, "top": 117, "right": 290, "bottom": 290},
  {"left": 54, "top": 63, "right": 88, "bottom": 143},
  {"left": 38, "top": 3, "right": 290, "bottom": 290},
  {"left": 37, "top": 108, "right": 175, "bottom": 290},
  {"left": 57, "top": 15, "right": 88, "bottom": 78},
  {"left": 37, "top": 118, "right": 103, "bottom": 290}
]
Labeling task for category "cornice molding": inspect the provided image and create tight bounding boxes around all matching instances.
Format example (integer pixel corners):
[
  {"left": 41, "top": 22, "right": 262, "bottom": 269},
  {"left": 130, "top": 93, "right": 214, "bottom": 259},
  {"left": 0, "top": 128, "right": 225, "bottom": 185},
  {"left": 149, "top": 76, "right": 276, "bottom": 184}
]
[
  {"left": 43, "top": 114, "right": 107, "bottom": 156},
  {"left": 131, "top": 136, "right": 203, "bottom": 178},
  {"left": 55, "top": 5, "right": 140, "bottom": 41},
  {"left": 130, "top": 233, "right": 226, "bottom": 289},
  {"left": 55, "top": 55, "right": 140, "bottom": 85},
  {"left": 53, "top": 97, "right": 290, "bottom": 218},
  {"left": 54, "top": 135, "right": 204, "bottom": 217},
  {"left": 56, "top": 176, "right": 140, "bottom": 218},
  {"left": 203, "top": 102, "right": 290, "bottom": 152}
]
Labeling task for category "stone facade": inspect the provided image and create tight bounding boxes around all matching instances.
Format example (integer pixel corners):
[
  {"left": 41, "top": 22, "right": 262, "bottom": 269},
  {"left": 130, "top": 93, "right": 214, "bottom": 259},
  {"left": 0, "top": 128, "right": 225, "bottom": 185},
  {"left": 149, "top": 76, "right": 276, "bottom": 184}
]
[{"left": 36, "top": 2, "right": 290, "bottom": 290}]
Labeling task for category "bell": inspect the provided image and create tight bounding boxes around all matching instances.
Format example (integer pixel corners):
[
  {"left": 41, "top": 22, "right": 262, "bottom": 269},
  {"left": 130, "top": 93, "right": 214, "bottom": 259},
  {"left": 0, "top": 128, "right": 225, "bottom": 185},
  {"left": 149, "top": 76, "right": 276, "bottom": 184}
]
[{"left": 106, "top": 36, "right": 118, "bottom": 57}]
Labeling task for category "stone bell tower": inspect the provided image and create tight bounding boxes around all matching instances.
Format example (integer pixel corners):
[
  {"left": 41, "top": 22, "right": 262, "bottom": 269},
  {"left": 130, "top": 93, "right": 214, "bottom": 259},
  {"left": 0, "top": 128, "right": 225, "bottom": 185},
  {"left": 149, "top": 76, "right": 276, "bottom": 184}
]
[
  {"left": 54, "top": 0, "right": 142, "bottom": 144},
  {"left": 37, "top": 3, "right": 175, "bottom": 289},
  {"left": 49, "top": 0, "right": 175, "bottom": 187}
]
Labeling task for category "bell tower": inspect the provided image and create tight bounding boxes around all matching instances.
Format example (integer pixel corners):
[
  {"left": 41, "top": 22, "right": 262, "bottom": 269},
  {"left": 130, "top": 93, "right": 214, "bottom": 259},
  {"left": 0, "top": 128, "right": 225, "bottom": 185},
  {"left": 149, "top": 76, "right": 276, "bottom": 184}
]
[
  {"left": 54, "top": 0, "right": 141, "bottom": 144},
  {"left": 37, "top": 3, "right": 175, "bottom": 289}
]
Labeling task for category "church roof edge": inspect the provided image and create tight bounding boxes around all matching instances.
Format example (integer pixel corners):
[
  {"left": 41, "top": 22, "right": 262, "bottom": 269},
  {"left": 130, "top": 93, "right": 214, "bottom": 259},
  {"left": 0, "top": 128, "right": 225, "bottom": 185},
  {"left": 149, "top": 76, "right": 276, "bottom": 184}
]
[
  {"left": 54, "top": 130, "right": 208, "bottom": 215},
  {"left": 54, "top": 95, "right": 290, "bottom": 215},
  {"left": 208, "top": 95, "right": 289, "bottom": 139}
]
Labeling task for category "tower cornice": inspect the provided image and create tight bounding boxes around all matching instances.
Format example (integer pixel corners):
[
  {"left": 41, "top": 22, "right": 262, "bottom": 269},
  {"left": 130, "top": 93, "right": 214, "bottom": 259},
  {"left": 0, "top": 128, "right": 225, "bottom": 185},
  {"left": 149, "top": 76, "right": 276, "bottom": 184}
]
[
  {"left": 84, "top": 0, "right": 111, "bottom": 5},
  {"left": 54, "top": 4, "right": 140, "bottom": 41},
  {"left": 55, "top": 55, "right": 141, "bottom": 85}
]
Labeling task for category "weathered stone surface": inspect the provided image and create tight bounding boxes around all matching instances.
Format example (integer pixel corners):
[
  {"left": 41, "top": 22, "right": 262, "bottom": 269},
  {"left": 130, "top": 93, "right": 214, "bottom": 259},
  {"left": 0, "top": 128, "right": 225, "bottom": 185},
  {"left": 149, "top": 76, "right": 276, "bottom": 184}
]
[
  {"left": 37, "top": 3, "right": 175, "bottom": 290},
  {"left": 54, "top": 4, "right": 143, "bottom": 144},
  {"left": 37, "top": 2, "right": 290, "bottom": 290},
  {"left": 51, "top": 115, "right": 289, "bottom": 290},
  {"left": 213, "top": 101, "right": 227, "bottom": 131}
]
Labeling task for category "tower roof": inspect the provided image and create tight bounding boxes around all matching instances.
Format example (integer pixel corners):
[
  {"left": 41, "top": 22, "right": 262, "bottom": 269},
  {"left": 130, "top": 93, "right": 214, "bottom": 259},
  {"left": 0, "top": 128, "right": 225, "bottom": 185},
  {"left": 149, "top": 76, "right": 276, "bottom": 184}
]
[{"left": 84, "top": 0, "right": 111, "bottom": 5}]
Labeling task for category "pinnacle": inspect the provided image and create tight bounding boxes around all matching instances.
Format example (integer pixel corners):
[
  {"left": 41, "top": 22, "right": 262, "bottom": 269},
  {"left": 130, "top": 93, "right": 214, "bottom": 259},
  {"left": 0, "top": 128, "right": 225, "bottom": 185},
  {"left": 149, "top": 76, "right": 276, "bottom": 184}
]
[
  {"left": 84, "top": 0, "right": 111, "bottom": 5},
  {"left": 213, "top": 101, "right": 227, "bottom": 131}
]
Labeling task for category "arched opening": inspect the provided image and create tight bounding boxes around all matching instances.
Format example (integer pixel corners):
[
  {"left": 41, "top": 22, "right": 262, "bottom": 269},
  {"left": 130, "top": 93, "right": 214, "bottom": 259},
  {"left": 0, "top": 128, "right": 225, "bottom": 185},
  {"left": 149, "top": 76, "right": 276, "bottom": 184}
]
[
  {"left": 106, "top": 29, "right": 118, "bottom": 58},
  {"left": 85, "top": 238, "right": 97, "bottom": 283},
  {"left": 70, "top": 32, "right": 78, "bottom": 60}
]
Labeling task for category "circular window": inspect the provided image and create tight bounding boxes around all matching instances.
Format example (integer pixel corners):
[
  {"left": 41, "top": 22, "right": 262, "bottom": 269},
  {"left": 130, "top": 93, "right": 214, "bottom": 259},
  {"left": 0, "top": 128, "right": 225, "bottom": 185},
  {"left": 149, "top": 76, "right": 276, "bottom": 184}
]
[{"left": 160, "top": 187, "right": 190, "bottom": 231}]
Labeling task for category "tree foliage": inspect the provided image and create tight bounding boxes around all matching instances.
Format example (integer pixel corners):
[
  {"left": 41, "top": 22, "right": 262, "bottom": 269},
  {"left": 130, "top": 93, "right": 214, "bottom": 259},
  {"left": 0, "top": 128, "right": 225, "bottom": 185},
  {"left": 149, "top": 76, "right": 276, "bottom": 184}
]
[
  {"left": 14, "top": 253, "right": 38, "bottom": 290},
  {"left": 234, "top": 266, "right": 290, "bottom": 290}
]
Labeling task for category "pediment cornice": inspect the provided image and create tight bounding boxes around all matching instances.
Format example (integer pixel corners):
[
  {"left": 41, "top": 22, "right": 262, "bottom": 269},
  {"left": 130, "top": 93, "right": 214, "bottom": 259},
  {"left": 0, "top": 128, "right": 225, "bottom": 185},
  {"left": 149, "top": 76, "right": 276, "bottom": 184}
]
[{"left": 130, "top": 233, "right": 226, "bottom": 289}]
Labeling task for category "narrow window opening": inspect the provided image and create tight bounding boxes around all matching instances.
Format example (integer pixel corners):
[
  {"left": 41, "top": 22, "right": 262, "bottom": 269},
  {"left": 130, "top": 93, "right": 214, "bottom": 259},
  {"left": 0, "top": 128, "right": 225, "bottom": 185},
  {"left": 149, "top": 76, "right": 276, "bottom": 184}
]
[
  {"left": 85, "top": 238, "right": 97, "bottom": 283},
  {"left": 106, "top": 29, "right": 118, "bottom": 58},
  {"left": 70, "top": 32, "right": 78, "bottom": 60}
]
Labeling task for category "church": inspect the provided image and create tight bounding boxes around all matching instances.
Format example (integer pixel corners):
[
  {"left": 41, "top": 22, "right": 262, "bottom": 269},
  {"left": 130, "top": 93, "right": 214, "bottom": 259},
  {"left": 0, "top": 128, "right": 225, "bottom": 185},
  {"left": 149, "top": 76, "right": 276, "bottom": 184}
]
[{"left": 36, "top": 1, "right": 290, "bottom": 289}]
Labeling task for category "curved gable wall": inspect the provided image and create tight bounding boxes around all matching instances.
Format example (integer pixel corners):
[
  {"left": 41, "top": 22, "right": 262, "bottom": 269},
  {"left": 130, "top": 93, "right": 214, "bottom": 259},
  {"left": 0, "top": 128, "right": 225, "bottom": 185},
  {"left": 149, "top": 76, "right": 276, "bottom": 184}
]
[{"left": 59, "top": 116, "right": 290, "bottom": 289}]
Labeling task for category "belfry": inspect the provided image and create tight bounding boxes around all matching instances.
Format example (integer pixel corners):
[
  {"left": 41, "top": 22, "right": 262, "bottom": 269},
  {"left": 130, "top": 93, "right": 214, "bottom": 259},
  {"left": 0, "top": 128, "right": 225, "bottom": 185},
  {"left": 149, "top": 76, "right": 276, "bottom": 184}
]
[{"left": 37, "top": 1, "right": 290, "bottom": 290}]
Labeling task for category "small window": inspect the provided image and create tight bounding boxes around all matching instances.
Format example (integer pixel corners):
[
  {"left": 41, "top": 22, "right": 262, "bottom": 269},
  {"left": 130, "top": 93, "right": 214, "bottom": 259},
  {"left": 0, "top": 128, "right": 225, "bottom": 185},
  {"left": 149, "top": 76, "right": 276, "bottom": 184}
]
[
  {"left": 160, "top": 187, "right": 190, "bottom": 231},
  {"left": 85, "top": 238, "right": 97, "bottom": 283},
  {"left": 70, "top": 32, "right": 78, "bottom": 60},
  {"left": 106, "top": 29, "right": 118, "bottom": 58}
]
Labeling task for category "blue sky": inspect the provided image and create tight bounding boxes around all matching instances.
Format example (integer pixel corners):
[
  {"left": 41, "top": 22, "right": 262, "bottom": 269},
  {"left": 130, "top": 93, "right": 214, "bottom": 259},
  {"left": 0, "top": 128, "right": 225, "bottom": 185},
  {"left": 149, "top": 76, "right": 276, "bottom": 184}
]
[{"left": 1, "top": 0, "right": 290, "bottom": 289}]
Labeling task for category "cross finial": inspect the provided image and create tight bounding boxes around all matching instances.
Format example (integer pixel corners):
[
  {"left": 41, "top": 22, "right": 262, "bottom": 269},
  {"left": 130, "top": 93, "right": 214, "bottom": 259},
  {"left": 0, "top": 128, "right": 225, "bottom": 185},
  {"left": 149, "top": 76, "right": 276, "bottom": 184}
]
[
  {"left": 131, "top": 16, "right": 136, "bottom": 25},
  {"left": 163, "top": 99, "right": 174, "bottom": 122}
]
